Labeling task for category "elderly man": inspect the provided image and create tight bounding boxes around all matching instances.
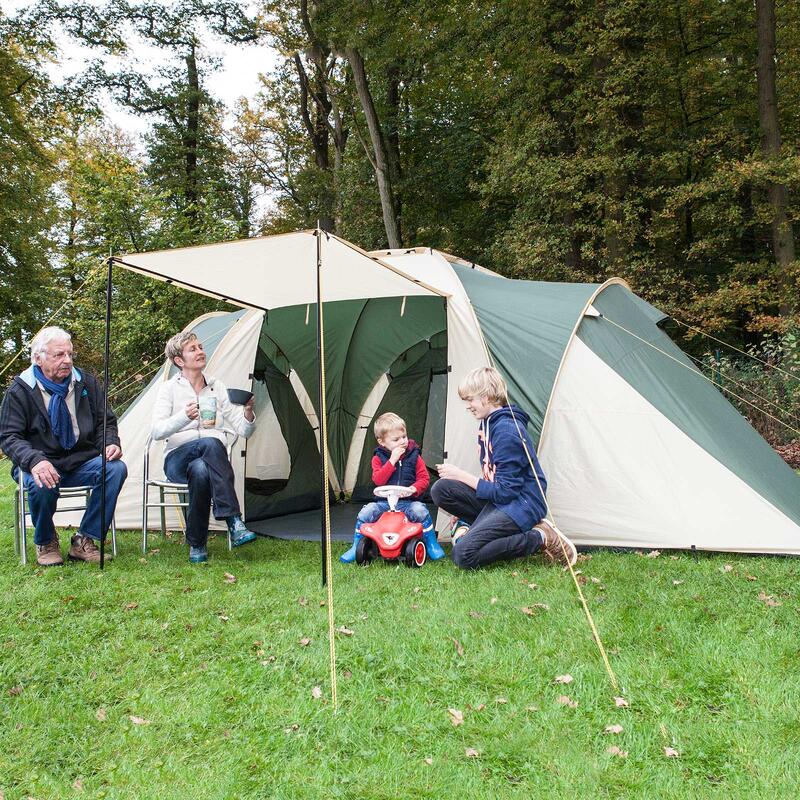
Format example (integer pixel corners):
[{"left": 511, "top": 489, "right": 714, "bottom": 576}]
[{"left": 0, "top": 326, "right": 127, "bottom": 566}]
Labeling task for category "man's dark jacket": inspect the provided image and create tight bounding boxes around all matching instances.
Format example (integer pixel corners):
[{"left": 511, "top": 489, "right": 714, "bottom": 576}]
[{"left": 0, "top": 365, "right": 121, "bottom": 474}]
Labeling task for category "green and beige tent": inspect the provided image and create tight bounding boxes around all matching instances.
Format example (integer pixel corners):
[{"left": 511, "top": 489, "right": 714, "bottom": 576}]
[{"left": 103, "top": 231, "right": 800, "bottom": 554}]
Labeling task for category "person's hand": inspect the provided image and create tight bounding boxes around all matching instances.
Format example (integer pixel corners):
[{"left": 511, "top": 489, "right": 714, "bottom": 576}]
[
  {"left": 244, "top": 396, "right": 255, "bottom": 422},
  {"left": 31, "top": 460, "right": 60, "bottom": 489},
  {"left": 436, "top": 463, "right": 473, "bottom": 484},
  {"left": 184, "top": 400, "right": 199, "bottom": 420},
  {"left": 105, "top": 444, "right": 122, "bottom": 461},
  {"left": 389, "top": 445, "right": 406, "bottom": 464}
]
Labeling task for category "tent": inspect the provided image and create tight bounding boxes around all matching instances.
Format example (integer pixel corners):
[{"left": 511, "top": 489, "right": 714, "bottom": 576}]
[{"left": 104, "top": 231, "right": 800, "bottom": 554}]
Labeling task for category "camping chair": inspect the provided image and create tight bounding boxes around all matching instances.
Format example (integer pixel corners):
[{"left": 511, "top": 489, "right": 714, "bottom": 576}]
[
  {"left": 142, "top": 429, "right": 239, "bottom": 554},
  {"left": 14, "top": 472, "right": 118, "bottom": 565}
]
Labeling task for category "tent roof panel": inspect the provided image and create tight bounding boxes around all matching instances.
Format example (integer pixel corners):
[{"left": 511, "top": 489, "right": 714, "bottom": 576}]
[{"left": 118, "top": 231, "right": 445, "bottom": 309}]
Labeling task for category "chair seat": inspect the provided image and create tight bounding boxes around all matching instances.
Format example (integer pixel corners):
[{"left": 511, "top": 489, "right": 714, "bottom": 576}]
[{"left": 147, "top": 479, "right": 189, "bottom": 489}]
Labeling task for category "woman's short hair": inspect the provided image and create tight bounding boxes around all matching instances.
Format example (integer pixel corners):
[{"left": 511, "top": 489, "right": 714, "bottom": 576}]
[
  {"left": 458, "top": 366, "right": 508, "bottom": 406},
  {"left": 374, "top": 412, "right": 406, "bottom": 441},
  {"left": 164, "top": 332, "right": 198, "bottom": 365},
  {"left": 30, "top": 326, "right": 72, "bottom": 364}
]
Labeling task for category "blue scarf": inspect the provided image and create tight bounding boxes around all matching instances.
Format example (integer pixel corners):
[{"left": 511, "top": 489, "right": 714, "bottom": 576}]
[{"left": 33, "top": 365, "right": 76, "bottom": 450}]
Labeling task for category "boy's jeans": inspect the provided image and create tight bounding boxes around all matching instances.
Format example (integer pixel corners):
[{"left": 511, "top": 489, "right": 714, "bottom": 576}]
[
  {"left": 431, "top": 478, "right": 542, "bottom": 569},
  {"left": 356, "top": 499, "right": 434, "bottom": 533}
]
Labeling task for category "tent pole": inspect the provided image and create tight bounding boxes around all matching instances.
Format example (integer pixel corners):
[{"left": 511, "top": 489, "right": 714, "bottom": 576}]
[
  {"left": 99, "top": 257, "right": 113, "bottom": 570},
  {"left": 316, "top": 228, "right": 329, "bottom": 586}
]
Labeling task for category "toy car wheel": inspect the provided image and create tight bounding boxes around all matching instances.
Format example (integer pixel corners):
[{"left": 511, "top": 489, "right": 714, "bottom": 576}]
[
  {"left": 404, "top": 538, "right": 426, "bottom": 568},
  {"left": 355, "top": 536, "right": 377, "bottom": 565}
]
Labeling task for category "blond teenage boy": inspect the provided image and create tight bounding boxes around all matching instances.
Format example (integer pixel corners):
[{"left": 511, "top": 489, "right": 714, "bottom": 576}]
[
  {"left": 340, "top": 412, "right": 445, "bottom": 563},
  {"left": 432, "top": 367, "right": 577, "bottom": 570}
]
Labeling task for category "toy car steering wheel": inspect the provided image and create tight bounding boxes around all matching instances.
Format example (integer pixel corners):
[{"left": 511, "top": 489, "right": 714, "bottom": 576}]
[{"left": 374, "top": 484, "right": 415, "bottom": 511}]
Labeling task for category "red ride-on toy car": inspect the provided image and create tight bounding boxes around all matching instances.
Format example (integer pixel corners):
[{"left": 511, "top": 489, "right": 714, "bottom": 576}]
[{"left": 356, "top": 485, "right": 427, "bottom": 567}]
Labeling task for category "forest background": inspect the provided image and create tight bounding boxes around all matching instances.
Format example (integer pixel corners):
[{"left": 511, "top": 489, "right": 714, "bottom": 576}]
[{"left": 1, "top": 0, "right": 798, "bottom": 457}]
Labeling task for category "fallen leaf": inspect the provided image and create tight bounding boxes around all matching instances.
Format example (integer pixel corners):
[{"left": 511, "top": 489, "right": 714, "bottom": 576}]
[
  {"left": 218, "top": 614, "right": 229, "bottom": 622},
  {"left": 423, "top": 757, "right": 433, "bottom": 765},
  {"left": 453, "top": 638, "right": 465, "bottom": 657},
  {"left": 533, "top": 603, "right": 550, "bottom": 611},
  {"left": 161, "top": 622, "right": 169, "bottom": 630},
  {"left": 525, "top": 705, "right": 539, "bottom": 712},
  {"left": 464, "top": 747, "right": 481, "bottom": 758},
  {"left": 298, "top": 597, "right": 308, "bottom": 606},
  {"left": 148, "top": 548, "right": 160, "bottom": 555},
  {"left": 95, "top": 708, "right": 107, "bottom": 722},
  {"left": 448, "top": 708, "right": 464, "bottom": 727},
  {"left": 590, "top": 577, "right": 601, "bottom": 584},
  {"left": 223, "top": 572, "right": 237, "bottom": 583},
  {"left": 319, "top": 600, "right": 325, "bottom": 607},
  {"left": 521, "top": 607, "right": 534, "bottom": 616},
  {"left": 490, "top": 597, "right": 498, "bottom": 605},
  {"left": 614, "top": 697, "right": 629, "bottom": 708},
  {"left": 576, "top": 575, "right": 588, "bottom": 585},
  {"left": 336, "top": 626, "right": 354, "bottom": 636},
  {"left": 311, "top": 686, "right": 323, "bottom": 700},
  {"left": 664, "top": 746, "right": 680, "bottom": 758},
  {"left": 554, "top": 674, "right": 573, "bottom": 684},
  {"left": 413, "top": 586, "right": 421, "bottom": 593},
  {"left": 473, "top": 703, "right": 486, "bottom": 711},
  {"left": 604, "top": 724, "right": 624, "bottom": 734},
  {"left": 468, "top": 610, "right": 484, "bottom": 619},
  {"left": 129, "top": 715, "right": 150, "bottom": 725},
  {"left": 62, "top": 595, "right": 76, "bottom": 604},
  {"left": 511, "top": 571, "right": 519, "bottom": 577},
  {"left": 556, "top": 695, "right": 578, "bottom": 709},
  {"left": 124, "top": 603, "right": 138, "bottom": 611},
  {"left": 607, "top": 745, "right": 628, "bottom": 757},
  {"left": 299, "top": 637, "right": 312, "bottom": 647},
  {"left": 8, "top": 685, "right": 22, "bottom": 697},
  {"left": 72, "top": 778, "right": 83, "bottom": 791},
  {"left": 646, "top": 550, "right": 661, "bottom": 558},
  {"left": 284, "top": 723, "right": 300, "bottom": 734},
  {"left": 673, "top": 580, "right": 684, "bottom": 586},
  {"left": 495, "top": 696, "right": 508, "bottom": 704},
  {"left": 722, "top": 564, "right": 733, "bottom": 573},
  {"left": 343, "top": 670, "right": 352, "bottom": 679},
  {"left": 758, "top": 591, "right": 781, "bottom": 607},
  {"left": 411, "top": 603, "right": 420, "bottom": 610},
  {"left": 745, "top": 575, "right": 756, "bottom": 581}
]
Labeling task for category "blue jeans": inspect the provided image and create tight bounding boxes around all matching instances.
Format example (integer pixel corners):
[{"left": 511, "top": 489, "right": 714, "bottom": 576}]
[
  {"left": 356, "top": 499, "right": 434, "bottom": 533},
  {"left": 164, "top": 438, "right": 240, "bottom": 548},
  {"left": 16, "top": 456, "right": 128, "bottom": 545},
  {"left": 431, "top": 478, "right": 542, "bottom": 570}
]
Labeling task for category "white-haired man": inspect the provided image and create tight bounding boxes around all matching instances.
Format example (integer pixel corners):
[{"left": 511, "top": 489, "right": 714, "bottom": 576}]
[{"left": 0, "top": 327, "right": 127, "bottom": 566}]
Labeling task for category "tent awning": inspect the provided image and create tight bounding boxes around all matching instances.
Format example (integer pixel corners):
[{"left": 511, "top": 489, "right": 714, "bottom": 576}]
[{"left": 116, "top": 231, "right": 447, "bottom": 310}]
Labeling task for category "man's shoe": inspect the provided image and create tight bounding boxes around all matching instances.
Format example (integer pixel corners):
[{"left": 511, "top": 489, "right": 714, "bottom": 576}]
[
  {"left": 68, "top": 533, "right": 106, "bottom": 564},
  {"left": 535, "top": 519, "right": 577, "bottom": 567},
  {"left": 35, "top": 534, "right": 64, "bottom": 567},
  {"left": 189, "top": 545, "right": 208, "bottom": 563},
  {"left": 451, "top": 519, "right": 471, "bottom": 546},
  {"left": 227, "top": 516, "right": 257, "bottom": 548}
]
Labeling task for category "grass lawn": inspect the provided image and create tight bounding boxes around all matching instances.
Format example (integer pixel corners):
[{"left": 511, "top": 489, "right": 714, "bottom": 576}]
[{"left": 1, "top": 468, "right": 800, "bottom": 799}]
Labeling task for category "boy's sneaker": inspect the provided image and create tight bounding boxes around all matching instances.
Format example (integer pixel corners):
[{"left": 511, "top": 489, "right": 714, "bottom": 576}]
[
  {"left": 227, "top": 516, "right": 257, "bottom": 548},
  {"left": 535, "top": 519, "right": 577, "bottom": 567},
  {"left": 451, "top": 519, "right": 471, "bottom": 546},
  {"left": 36, "top": 534, "right": 64, "bottom": 567},
  {"left": 189, "top": 545, "right": 208, "bottom": 563}
]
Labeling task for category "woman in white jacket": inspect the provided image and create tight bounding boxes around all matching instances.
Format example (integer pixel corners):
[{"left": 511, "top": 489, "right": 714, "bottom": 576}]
[{"left": 152, "top": 331, "right": 257, "bottom": 563}]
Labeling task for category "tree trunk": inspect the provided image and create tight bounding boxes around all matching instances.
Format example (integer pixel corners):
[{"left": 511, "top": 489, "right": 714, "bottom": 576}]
[
  {"left": 183, "top": 40, "right": 200, "bottom": 227},
  {"left": 755, "top": 0, "right": 795, "bottom": 267},
  {"left": 345, "top": 46, "right": 402, "bottom": 248}
]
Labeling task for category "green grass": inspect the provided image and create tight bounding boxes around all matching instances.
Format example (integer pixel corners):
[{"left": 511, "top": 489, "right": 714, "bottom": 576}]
[{"left": 2, "top": 468, "right": 800, "bottom": 799}]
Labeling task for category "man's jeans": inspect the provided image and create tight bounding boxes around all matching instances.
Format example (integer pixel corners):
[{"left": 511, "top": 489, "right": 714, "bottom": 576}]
[
  {"left": 16, "top": 456, "right": 128, "bottom": 545},
  {"left": 164, "top": 438, "right": 240, "bottom": 548},
  {"left": 355, "top": 499, "right": 434, "bottom": 534},
  {"left": 431, "top": 478, "right": 542, "bottom": 570}
]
